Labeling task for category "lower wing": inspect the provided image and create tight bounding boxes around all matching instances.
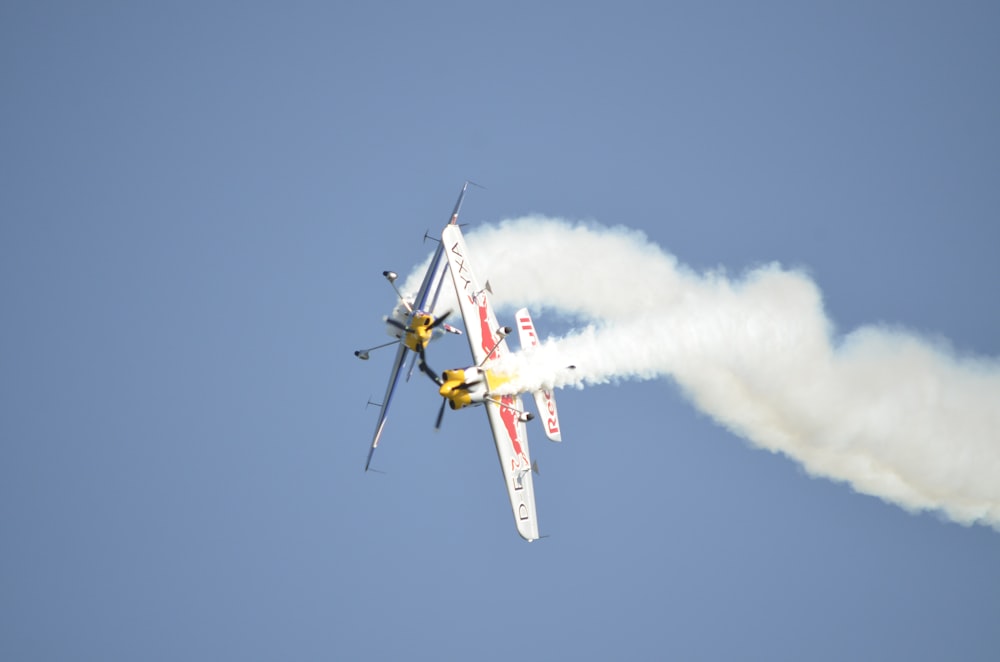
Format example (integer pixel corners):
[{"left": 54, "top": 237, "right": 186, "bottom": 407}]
[
  {"left": 485, "top": 396, "right": 540, "bottom": 541},
  {"left": 365, "top": 342, "right": 409, "bottom": 471}
]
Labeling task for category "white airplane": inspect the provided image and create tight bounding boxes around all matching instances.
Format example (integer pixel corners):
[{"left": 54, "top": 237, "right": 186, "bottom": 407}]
[
  {"left": 416, "top": 222, "right": 566, "bottom": 541},
  {"left": 356, "top": 183, "right": 471, "bottom": 471}
]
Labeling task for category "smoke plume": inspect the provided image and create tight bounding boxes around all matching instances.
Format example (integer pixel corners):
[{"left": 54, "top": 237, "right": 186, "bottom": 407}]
[{"left": 406, "top": 216, "right": 1000, "bottom": 529}]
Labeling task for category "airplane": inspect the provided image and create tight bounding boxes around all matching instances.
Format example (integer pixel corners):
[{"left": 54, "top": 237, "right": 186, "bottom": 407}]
[
  {"left": 415, "top": 222, "right": 566, "bottom": 541},
  {"left": 356, "top": 182, "right": 472, "bottom": 471}
]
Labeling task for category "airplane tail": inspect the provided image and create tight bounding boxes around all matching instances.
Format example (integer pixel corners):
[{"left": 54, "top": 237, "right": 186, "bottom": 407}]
[{"left": 515, "top": 308, "right": 563, "bottom": 442}]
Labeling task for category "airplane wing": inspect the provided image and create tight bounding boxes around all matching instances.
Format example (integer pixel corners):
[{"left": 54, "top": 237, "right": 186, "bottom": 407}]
[
  {"left": 442, "top": 222, "right": 540, "bottom": 541},
  {"left": 412, "top": 181, "right": 470, "bottom": 314},
  {"left": 364, "top": 182, "right": 471, "bottom": 470},
  {"left": 485, "top": 396, "right": 540, "bottom": 541},
  {"left": 365, "top": 341, "right": 409, "bottom": 471},
  {"left": 402, "top": 181, "right": 471, "bottom": 380},
  {"left": 441, "top": 223, "right": 502, "bottom": 366}
]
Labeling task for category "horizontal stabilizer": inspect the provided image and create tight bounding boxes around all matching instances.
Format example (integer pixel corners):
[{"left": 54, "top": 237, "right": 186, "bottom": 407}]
[{"left": 515, "top": 308, "right": 563, "bottom": 442}]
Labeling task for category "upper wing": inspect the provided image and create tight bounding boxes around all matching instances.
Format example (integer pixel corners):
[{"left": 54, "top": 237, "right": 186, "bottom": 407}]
[
  {"left": 412, "top": 181, "right": 470, "bottom": 314},
  {"left": 485, "top": 395, "right": 540, "bottom": 541},
  {"left": 365, "top": 341, "right": 409, "bottom": 471},
  {"left": 442, "top": 223, "right": 503, "bottom": 366}
]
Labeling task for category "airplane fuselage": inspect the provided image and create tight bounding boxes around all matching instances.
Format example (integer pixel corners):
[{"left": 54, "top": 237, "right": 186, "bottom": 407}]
[
  {"left": 438, "top": 366, "right": 520, "bottom": 411},
  {"left": 438, "top": 367, "right": 488, "bottom": 410}
]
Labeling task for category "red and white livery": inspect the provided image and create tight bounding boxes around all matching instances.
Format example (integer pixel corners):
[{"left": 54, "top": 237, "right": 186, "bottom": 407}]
[
  {"left": 515, "top": 308, "right": 563, "bottom": 443},
  {"left": 442, "top": 224, "right": 544, "bottom": 541}
]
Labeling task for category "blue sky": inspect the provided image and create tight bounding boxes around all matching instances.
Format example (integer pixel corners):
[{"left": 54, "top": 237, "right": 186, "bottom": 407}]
[{"left": 3, "top": 2, "right": 999, "bottom": 660}]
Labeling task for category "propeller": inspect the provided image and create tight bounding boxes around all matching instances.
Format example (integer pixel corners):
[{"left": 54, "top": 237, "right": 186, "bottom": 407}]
[
  {"left": 417, "top": 347, "right": 452, "bottom": 430},
  {"left": 427, "top": 310, "right": 452, "bottom": 330},
  {"left": 387, "top": 310, "right": 450, "bottom": 336},
  {"left": 415, "top": 346, "right": 485, "bottom": 431},
  {"left": 435, "top": 398, "right": 447, "bottom": 430},
  {"left": 417, "top": 348, "right": 444, "bottom": 386},
  {"left": 385, "top": 318, "right": 407, "bottom": 332}
]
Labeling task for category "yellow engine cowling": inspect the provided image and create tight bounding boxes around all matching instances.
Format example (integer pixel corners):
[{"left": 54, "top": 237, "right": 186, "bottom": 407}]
[
  {"left": 403, "top": 313, "right": 437, "bottom": 352},
  {"left": 439, "top": 369, "right": 473, "bottom": 409}
]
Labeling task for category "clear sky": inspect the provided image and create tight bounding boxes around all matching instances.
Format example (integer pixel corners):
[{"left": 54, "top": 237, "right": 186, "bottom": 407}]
[{"left": 3, "top": 2, "right": 999, "bottom": 660}]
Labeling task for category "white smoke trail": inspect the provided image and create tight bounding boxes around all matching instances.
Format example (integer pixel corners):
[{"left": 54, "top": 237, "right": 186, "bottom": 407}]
[{"left": 404, "top": 216, "right": 1000, "bottom": 529}]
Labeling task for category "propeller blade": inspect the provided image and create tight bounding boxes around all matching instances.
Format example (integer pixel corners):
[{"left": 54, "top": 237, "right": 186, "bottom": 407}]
[
  {"left": 385, "top": 318, "right": 407, "bottom": 332},
  {"left": 417, "top": 348, "right": 443, "bottom": 386},
  {"left": 428, "top": 310, "right": 452, "bottom": 330},
  {"left": 435, "top": 398, "right": 447, "bottom": 430}
]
